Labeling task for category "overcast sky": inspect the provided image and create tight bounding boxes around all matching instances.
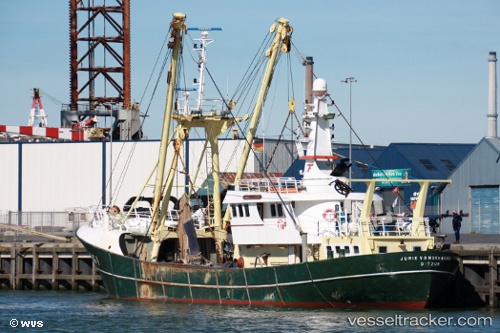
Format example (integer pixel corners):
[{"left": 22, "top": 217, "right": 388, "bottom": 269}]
[{"left": 1, "top": 1, "right": 499, "bottom": 146}]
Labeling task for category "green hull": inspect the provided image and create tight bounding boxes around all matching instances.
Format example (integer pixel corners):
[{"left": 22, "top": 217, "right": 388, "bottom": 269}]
[{"left": 80, "top": 236, "right": 458, "bottom": 309}]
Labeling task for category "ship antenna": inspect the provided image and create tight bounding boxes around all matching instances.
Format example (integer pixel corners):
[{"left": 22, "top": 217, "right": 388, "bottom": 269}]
[{"left": 187, "top": 27, "right": 223, "bottom": 112}]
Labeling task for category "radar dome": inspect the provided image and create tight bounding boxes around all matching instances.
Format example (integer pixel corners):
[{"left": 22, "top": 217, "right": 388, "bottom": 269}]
[{"left": 312, "top": 78, "right": 327, "bottom": 93}]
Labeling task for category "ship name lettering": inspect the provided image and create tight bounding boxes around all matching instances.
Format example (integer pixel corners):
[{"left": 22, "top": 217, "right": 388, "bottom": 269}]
[
  {"left": 421, "top": 261, "right": 441, "bottom": 267},
  {"left": 401, "top": 255, "right": 451, "bottom": 262}
]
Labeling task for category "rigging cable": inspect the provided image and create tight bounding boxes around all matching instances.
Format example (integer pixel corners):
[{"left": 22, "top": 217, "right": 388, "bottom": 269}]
[
  {"left": 40, "top": 91, "right": 64, "bottom": 107},
  {"left": 139, "top": 34, "right": 173, "bottom": 128},
  {"left": 264, "top": 51, "right": 296, "bottom": 172},
  {"left": 329, "top": 97, "right": 413, "bottom": 213}
]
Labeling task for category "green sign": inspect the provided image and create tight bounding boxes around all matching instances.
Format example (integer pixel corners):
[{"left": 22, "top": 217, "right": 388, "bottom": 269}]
[{"left": 372, "top": 168, "right": 411, "bottom": 186}]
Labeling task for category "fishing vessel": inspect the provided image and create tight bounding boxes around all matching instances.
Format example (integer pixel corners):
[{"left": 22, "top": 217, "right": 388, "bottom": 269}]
[{"left": 76, "top": 13, "right": 459, "bottom": 309}]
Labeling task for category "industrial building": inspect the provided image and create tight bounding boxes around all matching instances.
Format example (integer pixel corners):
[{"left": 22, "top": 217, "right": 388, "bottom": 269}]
[
  {"left": 441, "top": 137, "right": 500, "bottom": 234},
  {"left": 0, "top": 138, "right": 297, "bottom": 213}
]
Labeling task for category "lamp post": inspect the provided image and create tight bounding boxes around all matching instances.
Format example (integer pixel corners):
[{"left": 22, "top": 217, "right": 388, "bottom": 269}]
[{"left": 341, "top": 77, "right": 356, "bottom": 183}]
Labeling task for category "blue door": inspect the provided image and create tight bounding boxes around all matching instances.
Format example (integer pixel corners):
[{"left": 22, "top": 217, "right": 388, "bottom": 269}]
[{"left": 471, "top": 186, "right": 500, "bottom": 234}]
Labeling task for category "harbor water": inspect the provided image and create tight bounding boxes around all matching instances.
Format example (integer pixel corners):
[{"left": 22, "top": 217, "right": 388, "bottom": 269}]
[{"left": 1, "top": 290, "right": 499, "bottom": 332}]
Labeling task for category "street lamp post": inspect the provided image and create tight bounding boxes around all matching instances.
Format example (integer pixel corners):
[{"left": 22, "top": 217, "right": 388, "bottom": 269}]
[{"left": 341, "top": 77, "right": 357, "bottom": 183}]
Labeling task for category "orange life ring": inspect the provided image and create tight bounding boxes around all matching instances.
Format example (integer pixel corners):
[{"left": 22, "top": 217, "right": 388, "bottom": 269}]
[
  {"left": 322, "top": 209, "right": 336, "bottom": 222},
  {"left": 277, "top": 219, "right": 286, "bottom": 229}
]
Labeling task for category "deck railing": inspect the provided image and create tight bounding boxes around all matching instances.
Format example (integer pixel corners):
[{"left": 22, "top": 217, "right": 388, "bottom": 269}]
[{"left": 237, "top": 177, "right": 302, "bottom": 193}]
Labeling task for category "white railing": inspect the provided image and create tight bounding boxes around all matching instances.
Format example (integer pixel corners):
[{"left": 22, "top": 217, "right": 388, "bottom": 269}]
[
  {"left": 237, "top": 177, "right": 302, "bottom": 193},
  {"left": 371, "top": 217, "right": 431, "bottom": 237},
  {"left": 279, "top": 216, "right": 431, "bottom": 238}
]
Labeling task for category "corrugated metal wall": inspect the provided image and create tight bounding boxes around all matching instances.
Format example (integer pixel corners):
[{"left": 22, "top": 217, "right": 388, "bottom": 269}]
[
  {"left": 441, "top": 138, "right": 500, "bottom": 234},
  {"left": 258, "top": 140, "right": 298, "bottom": 174}
]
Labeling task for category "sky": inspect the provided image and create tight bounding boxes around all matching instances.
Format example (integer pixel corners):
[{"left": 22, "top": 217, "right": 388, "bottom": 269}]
[{"left": 1, "top": 0, "right": 499, "bottom": 146}]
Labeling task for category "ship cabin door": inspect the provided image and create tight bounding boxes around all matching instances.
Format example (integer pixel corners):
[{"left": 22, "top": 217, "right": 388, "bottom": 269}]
[{"left": 257, "top": 203, "right": 263, "bottom": 220}]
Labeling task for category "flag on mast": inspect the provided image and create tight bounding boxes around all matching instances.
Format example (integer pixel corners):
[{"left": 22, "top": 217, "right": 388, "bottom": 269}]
[
  {"left": 392, "top": 197, "right": 398, "bottom": 208},
  {"left": 392, "top": 186, "right": 399, "bottom": 194}
]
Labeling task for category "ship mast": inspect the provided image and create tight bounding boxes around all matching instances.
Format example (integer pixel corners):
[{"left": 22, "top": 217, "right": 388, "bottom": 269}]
[
  {"left": 222, "top": 17, "right": 293, "bottom": 225},
  {"left": 144, "top": 12, "right": 186, "bottom": 261},
  {"left": 189, "top": 27, "right": 223, "bottom": 111},
  {"left": 149, "top": 24, "right": 246, "bottom": 262}
]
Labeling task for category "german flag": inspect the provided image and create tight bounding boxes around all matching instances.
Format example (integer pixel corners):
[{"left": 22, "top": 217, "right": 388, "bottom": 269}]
[{"left": 252, "top": 139, "right": 264, "bottom": 151}]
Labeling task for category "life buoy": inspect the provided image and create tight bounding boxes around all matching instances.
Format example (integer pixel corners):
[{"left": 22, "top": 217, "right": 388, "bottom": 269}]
[
  {"left": 277, "top": 219, "right": 286, "bottom": 229},
  {"left": 322, "top": 209, "right": 336, "bottom": 222},
  {"left": 370, "top": 213, "right": 375, "bottom": 222}
]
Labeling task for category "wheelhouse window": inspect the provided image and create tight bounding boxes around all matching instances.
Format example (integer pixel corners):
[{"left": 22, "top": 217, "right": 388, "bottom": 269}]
[
  {"left": 277, "top": 204, "right": 283, "bottom": 216},
  {"left": 270, "top": 203, "right": 285, "bottom": 217},
  {"left": 232, "top": 204, "right": 250, "bottom": 217}
]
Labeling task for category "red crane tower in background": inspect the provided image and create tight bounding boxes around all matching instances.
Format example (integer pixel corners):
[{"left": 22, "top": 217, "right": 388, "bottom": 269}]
[{"left": 63, "top": 0, "right": 142, "bottom": 140}]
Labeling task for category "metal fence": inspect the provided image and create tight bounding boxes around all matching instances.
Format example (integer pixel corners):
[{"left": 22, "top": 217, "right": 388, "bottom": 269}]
[{"left": 0, "top": 211, "right": 87, "bottom": 236}]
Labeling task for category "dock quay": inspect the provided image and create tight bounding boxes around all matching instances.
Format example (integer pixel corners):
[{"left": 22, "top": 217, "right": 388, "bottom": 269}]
[
  {"left": 453, "top": 246, "right": 500, "bottom": 308},
  {"left": 0, "top": 239, "right": 103, "bottom": 291},
  {"left": 444, "top": 233, "right": 500, "bottom": 308}
]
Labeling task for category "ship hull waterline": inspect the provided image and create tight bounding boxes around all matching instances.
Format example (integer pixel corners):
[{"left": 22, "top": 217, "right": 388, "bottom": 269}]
[{"left": 79, "top": 236, "right": 459, "bottom": 309}]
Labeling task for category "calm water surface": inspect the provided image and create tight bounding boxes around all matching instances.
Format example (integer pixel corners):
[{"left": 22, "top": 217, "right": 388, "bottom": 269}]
[{"left": 1, "top": 290, "right": 499, "bottom": 332}]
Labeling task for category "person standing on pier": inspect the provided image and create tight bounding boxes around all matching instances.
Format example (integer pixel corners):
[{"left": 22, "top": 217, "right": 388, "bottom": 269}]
[{"left": 452, "top": 210, "right": 462, "bottom": 244}]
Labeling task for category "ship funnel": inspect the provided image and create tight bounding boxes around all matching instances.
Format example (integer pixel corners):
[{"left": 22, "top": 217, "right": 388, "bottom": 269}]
[
  {"left": 304, "top": 56, "right": 314, "bottom": 105},
  {"left": 488, "top": 51, "right": 497, "bottom": 138}
]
